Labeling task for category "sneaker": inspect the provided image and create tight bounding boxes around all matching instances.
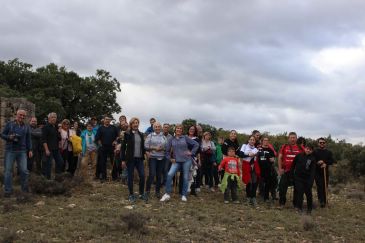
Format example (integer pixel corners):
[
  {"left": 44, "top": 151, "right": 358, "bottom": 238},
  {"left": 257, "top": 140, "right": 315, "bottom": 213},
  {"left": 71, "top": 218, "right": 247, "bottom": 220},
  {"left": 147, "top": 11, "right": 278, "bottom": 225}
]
[
  {"left": 142, "top": 192, "right": 149, "bottom": 203},
  {"left": 128, "top": 194, "right": 136, "bottom": 203},
  {"left": 252, "top": 198, "right": 257, "bottom": 206},
  {"left": 210, "top": 187, "right": 215, "bottom": 192},
  {"left": 196, "top": 188, "right": 201, "bottom": 192},
  {"left": 160, "top": 193, "right": 171, "bottom": 202},
  {"left": 224, "top": 200, "right": 229, "bottom": 204},
  {"left": 181, "top": 196, "right": 187, "bottom": 202},
  {"left": 233, "top": 200, "right": 240, "bottom": 204}
]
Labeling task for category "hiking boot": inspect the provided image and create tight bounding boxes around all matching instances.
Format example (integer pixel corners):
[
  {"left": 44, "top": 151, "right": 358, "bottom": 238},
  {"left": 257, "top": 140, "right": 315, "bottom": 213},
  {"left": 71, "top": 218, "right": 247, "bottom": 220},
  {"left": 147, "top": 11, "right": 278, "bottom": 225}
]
[
  {"left": 142, "top": 192, "right": 149, "bottom": 203},
  {"left": 181, "top": 196, "right": 187, "bottom": 202},
  {"left": 160, "top": 193, "right": 171, "bottom": 202},
  {"left": 128, "top": 194, "right": 136, "bottom": 203}
]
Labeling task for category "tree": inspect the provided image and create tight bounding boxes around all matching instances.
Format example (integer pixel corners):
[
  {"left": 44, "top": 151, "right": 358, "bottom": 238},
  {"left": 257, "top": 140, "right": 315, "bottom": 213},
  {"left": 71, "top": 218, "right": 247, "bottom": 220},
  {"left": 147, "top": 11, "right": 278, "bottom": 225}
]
[{"left": 0, "top": 59, "right": 121, "bottom": 121}]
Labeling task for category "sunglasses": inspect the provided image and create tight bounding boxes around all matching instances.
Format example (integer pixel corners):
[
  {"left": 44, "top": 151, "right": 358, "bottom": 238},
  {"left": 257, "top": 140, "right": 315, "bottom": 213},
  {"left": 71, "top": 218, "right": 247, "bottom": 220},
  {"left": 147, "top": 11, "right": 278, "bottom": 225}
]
[{"left": 319, "top": 142, "right": 326, "bottom": 144}]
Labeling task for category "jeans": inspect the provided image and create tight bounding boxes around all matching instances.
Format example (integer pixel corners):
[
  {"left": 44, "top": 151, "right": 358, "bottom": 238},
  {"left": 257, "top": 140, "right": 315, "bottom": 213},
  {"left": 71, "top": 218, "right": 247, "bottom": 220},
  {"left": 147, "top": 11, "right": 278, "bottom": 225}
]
[
  {"left": 4, "top": 150, "right": 29, "bottom": 193},
  {"left": 166, "top": 159, "right": 192, "bottom": 196},
  {"left": 43, "top": 149, "right": 64, "bottom": 179},
  {"left": 127, "top": 158, "right": 145, "bottom": 195},
  {"left": 146, "top": 158, "right": 164, "bottom": 193}
]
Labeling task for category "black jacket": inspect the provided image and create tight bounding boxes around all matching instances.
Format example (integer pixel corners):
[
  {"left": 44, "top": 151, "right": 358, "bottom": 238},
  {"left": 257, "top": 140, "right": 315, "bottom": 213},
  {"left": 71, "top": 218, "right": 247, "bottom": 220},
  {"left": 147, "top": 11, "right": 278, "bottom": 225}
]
[
  {"left": 291, "top": 153, "right": 316, "bottom": 183},
  {"left": 222, "top": 139, "right": 240, "bottom": 156},
  {"left": 41, "top": 123, "right": 61, "bottom": 151},
  {"left": 120, "top": 130, "right": 145, "bottom": 162}
]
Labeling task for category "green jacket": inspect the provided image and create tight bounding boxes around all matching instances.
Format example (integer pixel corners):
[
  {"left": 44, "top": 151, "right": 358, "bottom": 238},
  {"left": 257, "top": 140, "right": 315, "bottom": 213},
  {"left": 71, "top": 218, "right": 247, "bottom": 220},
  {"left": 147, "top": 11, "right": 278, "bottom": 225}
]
[{"left": 215, "top": 143, "right": 223, "bottom": 164}]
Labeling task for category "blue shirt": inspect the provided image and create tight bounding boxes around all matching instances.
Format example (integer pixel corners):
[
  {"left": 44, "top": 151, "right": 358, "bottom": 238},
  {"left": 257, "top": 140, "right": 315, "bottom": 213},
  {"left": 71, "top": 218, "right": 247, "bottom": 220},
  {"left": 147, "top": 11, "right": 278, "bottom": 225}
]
[
  {"left": 1, "top": 121, "right": 31, "bottom": 152},
  {"left": 165, "top": 135, "right": 199, "bottom": 162}
]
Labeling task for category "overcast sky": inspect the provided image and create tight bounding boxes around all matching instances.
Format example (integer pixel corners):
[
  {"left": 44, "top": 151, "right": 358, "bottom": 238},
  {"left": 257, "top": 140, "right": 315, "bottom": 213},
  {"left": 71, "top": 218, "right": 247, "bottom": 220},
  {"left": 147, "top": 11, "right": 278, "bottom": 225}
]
[{"left": 1, "top": 0, "right": 364, "bottom": 144}]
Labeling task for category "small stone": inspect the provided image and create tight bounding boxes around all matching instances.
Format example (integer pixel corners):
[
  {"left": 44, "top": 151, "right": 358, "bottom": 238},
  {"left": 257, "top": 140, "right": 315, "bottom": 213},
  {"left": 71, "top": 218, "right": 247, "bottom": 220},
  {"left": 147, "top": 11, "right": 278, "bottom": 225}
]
[
  {"left": 124, "top": 205, "right": 134, "bottom": 210},
  {"left": 35, "top": 201, "right": 45, "bottom": 206},
  {"left": 16, "top": 230, "right": 24, "bottom": 234},
  {"left": 67, "top": 204, "right": 76, "bottom": 208}
]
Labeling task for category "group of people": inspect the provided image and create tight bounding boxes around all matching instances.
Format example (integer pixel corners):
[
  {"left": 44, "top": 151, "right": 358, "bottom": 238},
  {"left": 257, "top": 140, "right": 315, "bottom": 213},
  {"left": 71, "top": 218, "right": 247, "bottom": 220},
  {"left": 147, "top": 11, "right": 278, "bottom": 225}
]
[{"left": 1, "top": 110, "right": 334, "bottom": 214}]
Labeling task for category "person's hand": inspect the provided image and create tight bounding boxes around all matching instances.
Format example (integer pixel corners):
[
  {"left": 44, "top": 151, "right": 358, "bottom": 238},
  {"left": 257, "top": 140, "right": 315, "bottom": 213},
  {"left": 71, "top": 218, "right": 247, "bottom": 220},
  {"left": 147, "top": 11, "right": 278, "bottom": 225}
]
[
  {"left": 112, "top": 141, "right": 117, "bottom": 146},
  {"left": 45, "top": 149, "right": 51, "bottom": 156},
  {"left": 28, "top": 151, "right": 33, "bottom": 158},
  {"left": 321, "top": 163, "right": 327, "bottom": 168},
  {"left": 121, "top": 161, "right": 126, "bottom": 169},
  {"left": 213, "top": 162, "right": 217, "bottom": 166},
  {"left": 185, "top": 151, "right": 192, "bottom": 156},
  {"left": 171, "top": 159, "right": 176, "bottom": 164},
  {"left": 270, "top": 158, "right": 275, "bottom": 162},
  {"left": 9, "top": 134, "right": 15, "bottom": 140},
  {"left": 249, "top": 152, "right": 255, "bottom": 157},
  {"left": 278, "top": 168, "right": 284, "bottom": 176},
  {"left": 317, "top": 160, "right": 324, "bottom": 165}
]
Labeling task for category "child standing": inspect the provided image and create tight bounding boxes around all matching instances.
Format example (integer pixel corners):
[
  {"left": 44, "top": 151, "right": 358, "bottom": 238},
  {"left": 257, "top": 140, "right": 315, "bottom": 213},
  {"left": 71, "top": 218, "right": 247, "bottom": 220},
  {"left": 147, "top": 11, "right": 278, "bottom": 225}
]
[
  {"left": 240, "top": 136, "right": 261, "bottom": 206},
  {"left": 219, "top": 147, "right": 240, "bottom": 203},
  {"left": 291, "top": 144, "right": 316, "bottom": 214}
]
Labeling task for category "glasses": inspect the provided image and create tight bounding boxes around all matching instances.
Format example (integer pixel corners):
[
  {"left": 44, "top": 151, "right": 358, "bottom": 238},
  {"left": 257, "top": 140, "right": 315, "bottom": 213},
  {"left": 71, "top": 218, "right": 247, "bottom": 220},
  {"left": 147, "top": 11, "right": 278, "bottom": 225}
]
[{"left": 319, "top": 142, "right": 326, "bottom": 144}]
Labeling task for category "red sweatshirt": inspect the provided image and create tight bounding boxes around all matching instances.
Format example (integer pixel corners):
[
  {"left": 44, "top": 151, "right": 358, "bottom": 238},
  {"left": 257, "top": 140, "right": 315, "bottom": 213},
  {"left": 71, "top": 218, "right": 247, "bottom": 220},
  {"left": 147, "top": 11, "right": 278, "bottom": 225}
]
[
  {"left": 279, "top": 144, "right": 304, "bottom": 172},
  {"left": 219, "top": 157, "right": 240, "bottom": 176}
]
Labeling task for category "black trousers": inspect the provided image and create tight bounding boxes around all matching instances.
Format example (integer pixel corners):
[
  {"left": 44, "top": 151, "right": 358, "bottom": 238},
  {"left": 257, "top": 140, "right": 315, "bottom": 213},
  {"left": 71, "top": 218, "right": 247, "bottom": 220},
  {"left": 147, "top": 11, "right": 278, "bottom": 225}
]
[
  {"left": 213, "top": 164, "right": 220, "bottom": 186},
  {"left": 99, "top": 146, "right": 114, "bottom": 180},
  {"left": 315, "top": 168, "right": 329, "bottom": 205},
  {"left": 224, "top": 176, "right": 238, "bottom": 201},
  {"left": 201, "top": 156, "right": 213, "bottom": 188},
  {"left": 279, "top": 171, "right": 294, "bottom": 205},
  {"left": 295, "top": 178, "right": 313, "bottom": 211},
  {"left": 246, "top": 182, "right": 258, "bottom": 198}
]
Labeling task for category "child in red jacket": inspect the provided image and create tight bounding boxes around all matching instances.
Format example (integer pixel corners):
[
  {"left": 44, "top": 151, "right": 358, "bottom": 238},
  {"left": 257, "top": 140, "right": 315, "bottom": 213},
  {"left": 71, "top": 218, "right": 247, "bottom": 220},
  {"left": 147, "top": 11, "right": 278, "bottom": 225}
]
[{"left": 219, "top": 147, "right": 240, "bottom": 204}]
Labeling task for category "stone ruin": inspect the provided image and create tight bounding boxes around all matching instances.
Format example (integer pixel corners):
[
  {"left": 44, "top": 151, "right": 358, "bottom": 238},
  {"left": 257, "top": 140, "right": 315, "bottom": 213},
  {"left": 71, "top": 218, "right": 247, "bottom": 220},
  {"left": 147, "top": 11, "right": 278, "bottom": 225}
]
[{"left": 0, "top": 97, "right": 35, "bottom": 166}]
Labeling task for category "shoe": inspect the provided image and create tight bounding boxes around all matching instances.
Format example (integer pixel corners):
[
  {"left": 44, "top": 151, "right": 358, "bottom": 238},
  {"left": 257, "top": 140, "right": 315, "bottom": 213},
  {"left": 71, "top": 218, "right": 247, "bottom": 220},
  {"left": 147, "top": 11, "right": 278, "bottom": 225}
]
[
  {"left": 247, "top": 198, "right": 251, "bottom": 205},
  {"left": 128, "top": 194, "right": 136, "bottom": 203},
  {"left": 196, "top": 188, "right": 201, "bottom": 192},
  {"left": 142, "top": 192, "right": 149, "bottom": 203},
  {"left": 224, "top": 200, "right": 229, "bottom": 204},
  {"left": 320, "top": 202, "right": 326, "bottom": 208},
  {"left": 181, "top": 196, "right": 187, "bottom": 202},
  {"left": 160, "top": 193, "right": 171, "bottom": 202},
  {"left": 190, "top": 191, "right": 197, "bottom": 196},
  {"left": 252, "top": 198, "right": 257, "bottom": 206},
  {"left": 233, "top": 200, "right": 240, "bottom": 204},
  {"left": 155, "top": 192, "right": 161, "bottom": 199},
  {"left": 210, "top": 187, "right": 215, "bottom": 192}
]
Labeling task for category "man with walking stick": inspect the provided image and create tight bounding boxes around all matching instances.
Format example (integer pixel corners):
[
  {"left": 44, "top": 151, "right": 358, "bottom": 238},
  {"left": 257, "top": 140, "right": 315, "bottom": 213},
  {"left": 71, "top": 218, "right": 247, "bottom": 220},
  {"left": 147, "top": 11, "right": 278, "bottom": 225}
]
[{"left": 314, "top": 137, "right": 334, "bottom": 208}]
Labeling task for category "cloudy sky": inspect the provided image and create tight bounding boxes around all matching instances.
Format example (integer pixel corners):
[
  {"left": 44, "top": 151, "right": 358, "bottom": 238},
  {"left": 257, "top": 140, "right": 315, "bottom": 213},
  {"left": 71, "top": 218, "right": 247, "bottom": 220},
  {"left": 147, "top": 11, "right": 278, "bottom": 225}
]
[{"left": 1, "top": 0, "right": 364, "bottom": 143}]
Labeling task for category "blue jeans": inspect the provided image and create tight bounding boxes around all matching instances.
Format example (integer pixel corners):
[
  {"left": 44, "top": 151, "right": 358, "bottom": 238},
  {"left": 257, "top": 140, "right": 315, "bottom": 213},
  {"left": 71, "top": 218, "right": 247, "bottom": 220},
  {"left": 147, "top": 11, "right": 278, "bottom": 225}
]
[
  {"left": 166, "top": 159, "right": 192, "bottom": 196},
  {"left": 43, "top": 149, "right": 64, "bottom": 179},
  {"left": 127, "top": 158, "right": 145, "bottom": 195},
  {"left": 4, "top": 150, "right": 29, "bottom": 193},
  {"left": 146, "top": 158, "right": 164, "bottom": 193}
]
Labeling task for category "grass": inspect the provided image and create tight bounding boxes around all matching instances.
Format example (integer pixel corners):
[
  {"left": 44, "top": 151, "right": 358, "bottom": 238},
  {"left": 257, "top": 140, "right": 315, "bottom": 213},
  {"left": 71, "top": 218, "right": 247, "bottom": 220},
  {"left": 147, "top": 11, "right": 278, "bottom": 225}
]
[{"left": 0, "top": 177, "right": 364, "bottom": 242}]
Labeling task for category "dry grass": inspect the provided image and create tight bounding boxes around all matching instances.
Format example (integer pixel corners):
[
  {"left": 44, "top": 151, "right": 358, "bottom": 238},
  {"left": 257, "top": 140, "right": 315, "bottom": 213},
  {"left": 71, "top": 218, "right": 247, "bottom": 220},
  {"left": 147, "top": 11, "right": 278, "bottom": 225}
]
[{"left": 0, "top": 179, "right": 364, "bottom": 242}]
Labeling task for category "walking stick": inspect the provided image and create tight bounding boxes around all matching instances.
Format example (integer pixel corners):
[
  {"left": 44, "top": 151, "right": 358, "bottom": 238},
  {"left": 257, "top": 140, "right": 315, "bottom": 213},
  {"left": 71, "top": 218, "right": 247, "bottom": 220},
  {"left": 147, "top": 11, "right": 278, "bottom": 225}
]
[{"left": 323, "top": 166, "right": 329, "bottom": 207}]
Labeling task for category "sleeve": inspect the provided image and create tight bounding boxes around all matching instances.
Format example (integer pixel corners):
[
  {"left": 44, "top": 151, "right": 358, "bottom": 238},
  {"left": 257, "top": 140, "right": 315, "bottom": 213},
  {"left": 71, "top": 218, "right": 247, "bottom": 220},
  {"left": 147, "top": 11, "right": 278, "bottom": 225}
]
[
  {"left": 144, "top": 134, "right": 152, "bottom": 151},
  {"left": 221, "top": 140, "right": 228, "bottom": 155},
  {"left": 326, "top": 151, "right": 334, "bottom": 165},
  {"left": 95, "top": 127, "right": 101, "bottom": 143},
  {"left": 211, "top": 141, "right": 216, "bottom": 151},
  {"left": 165, "top": 137, "right": 172, "bottom": 160},
  {"left": 41, "top": 125, "right": 48, "bottom": 145},
  {"left": 26, "top": 126, "right": 32, "bottom": 151},
  {"left": 0, "top": 122, "right": 11, "bottom": 141},
  {"left": 120, "top": 132, "right": 128, "bottom": 161},
  {"left": 238, "top": 144, "right": 249, "bottom": 158},
  {"left": 291, "top": 154, "right": 299, "bottom": 175},
  {"left": 186, "top": 136, "right": 199, "bottom": 155},
  {"left": 218, "top": 158, "right": 226, "bottom": 171}
]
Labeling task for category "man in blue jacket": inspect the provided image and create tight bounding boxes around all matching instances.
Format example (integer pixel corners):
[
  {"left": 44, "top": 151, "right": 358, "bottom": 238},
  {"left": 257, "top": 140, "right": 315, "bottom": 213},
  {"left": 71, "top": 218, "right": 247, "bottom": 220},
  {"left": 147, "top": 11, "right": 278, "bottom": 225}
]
[{"left": 1, "top": 109, "right": 32, "bottom": 197}]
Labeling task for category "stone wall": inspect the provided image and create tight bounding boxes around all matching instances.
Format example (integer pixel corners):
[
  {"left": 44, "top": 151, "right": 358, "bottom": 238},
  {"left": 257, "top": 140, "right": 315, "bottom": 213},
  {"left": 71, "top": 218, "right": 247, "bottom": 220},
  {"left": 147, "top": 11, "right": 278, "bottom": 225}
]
[{"left": 0, "top": 97, "right": 35, "bottom": 165}]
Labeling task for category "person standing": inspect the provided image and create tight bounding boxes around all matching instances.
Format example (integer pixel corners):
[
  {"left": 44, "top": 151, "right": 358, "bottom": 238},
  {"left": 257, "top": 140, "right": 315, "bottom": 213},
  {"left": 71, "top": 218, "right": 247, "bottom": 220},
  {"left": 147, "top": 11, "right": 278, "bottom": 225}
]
[
  {"left": 257, "top": 136, "right": 277, "bottom": 202},
  {"left": 291, "top": 144, "right": 316, "bottom": 214},
  {"left": 95, "top": 115, "right": 119, "bottom": 182},
  {"left": 79, "top": 122, "right": 98, "bottom": 181},
  {"left": 240, "top": 136, "right": 261, "bottom": 206},
  {"left": 222, "top": 130, "right": 240, "bottom": 156},
  {"left": 219, "top": 147, "right": 240, "bottom": 203},
  {"left": 200, "top": 131, "right": 216, "bottom": 192},
  {"left": 145, "top": 117, "right": 156, "bottom": 136},
  {"left": 1, "top": 109, "right": 32, "bottom": 197},
  {"left": 42, "top": 112, "right": 64, "bottom": 179},
  {"left": 278, "top": 132, "right": 304, "bottom": 207},
  {"left": 162, "top": 123, "right": 173, "bottom": 186},
  {"left": 59, "top": 119, "right": 75, "bottom": 175},
  {"left": 144, "top": 122, "right": 167, "bottom": 199},
  {"left": 28, "top": 116, "right": 42, "bottom": 173},
  {"left": 160, "top": 124, "right": 199, "bottom": 202},
  {"left": 314, "top": 138, "right": 334, "bottom": 208},
  {"left": 121, "top": 117, "right": 146, "bottom": 203}
]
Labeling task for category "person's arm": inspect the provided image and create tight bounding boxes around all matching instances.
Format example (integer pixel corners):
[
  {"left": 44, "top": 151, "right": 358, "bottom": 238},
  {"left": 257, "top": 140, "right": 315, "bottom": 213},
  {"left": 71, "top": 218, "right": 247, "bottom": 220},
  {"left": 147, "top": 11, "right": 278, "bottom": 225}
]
[
  {"left": 186, "top": 136, "right": 199, "bottom": 155},
  {"left": 221, "top": 141, "right": 228, "bottom": 156},
  {"left": 26, "top": 126, "right": 33, "bottom": 157},
  {"left": 238, "top": 144, "right": 249, "bottom": 158},
  {"left": 326, "top": 150, "right": 334, "bottom": 165},
  {"left": 278, "top": 145, "right": 284, "bottom": 175},
  {"left": 165, "top": 137, "right": 172, "bottom": 161},
  {"left": 0, "top": 122, "right": 12, "bottom": 141},
  {"left": 41, "top": 126, "right": 50, "bottom": 156},
  {"left": 218, "top": 158, "right": 225, "bottom": 171},
  {"left": 120, "top": 133, "right": 128, "bottom": 168},
  {"left": 95, "top": 127, "right": 102, "bottom": 146},
  {"left": 290, "top": 154, "right": 298, "bottom": 176}
]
